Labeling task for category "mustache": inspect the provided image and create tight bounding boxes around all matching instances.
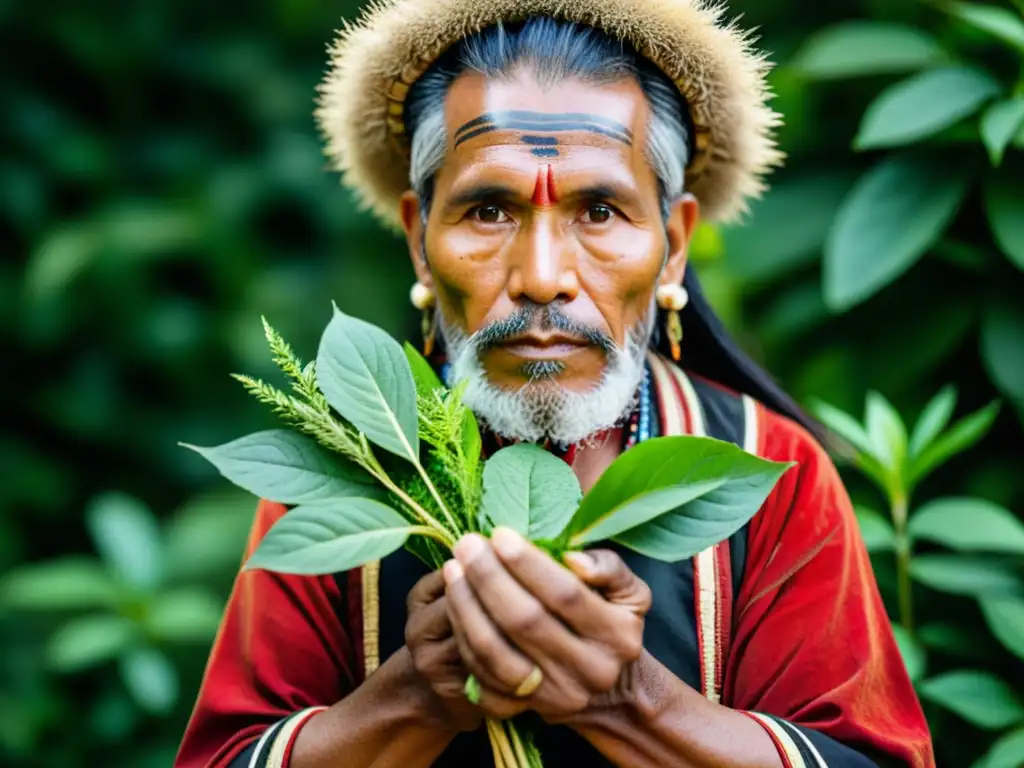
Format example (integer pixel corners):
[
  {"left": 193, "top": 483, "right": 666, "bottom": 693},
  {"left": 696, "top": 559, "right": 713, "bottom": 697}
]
[{"left": 473, "top": 303, "right": 616, "bottom": 353}]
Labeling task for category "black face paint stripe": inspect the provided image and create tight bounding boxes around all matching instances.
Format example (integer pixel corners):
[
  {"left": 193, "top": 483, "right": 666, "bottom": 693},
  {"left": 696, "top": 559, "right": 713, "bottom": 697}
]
[
  {"left": 455, "top": 122, "right": 631, "bottom": 147},
  {"left": 456, "top": 110, "right": 634, "bottom": 138}
]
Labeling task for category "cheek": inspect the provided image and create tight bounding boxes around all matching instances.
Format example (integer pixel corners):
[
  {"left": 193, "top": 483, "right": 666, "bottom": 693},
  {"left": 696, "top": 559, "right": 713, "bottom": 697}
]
[
  {"left": 427, "top": 228, "right": 509, "bottom": 331},
  {"left": 579, "top": 229, "right": 664, "bottom": 332}
]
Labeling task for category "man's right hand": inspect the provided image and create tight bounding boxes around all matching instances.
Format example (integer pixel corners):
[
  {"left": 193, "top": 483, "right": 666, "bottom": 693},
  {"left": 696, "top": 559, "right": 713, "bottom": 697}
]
[{"left": 405, "top": 568, "right": 483, "bottom": 733}]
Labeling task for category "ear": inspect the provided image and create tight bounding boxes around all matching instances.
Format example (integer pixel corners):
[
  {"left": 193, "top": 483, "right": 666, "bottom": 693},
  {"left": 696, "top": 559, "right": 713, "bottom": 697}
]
[
  {"left": 659, "top": 193, "right": 700, "bottom": 288},
  {"left": 399, "top": 190, "right": 434, "bottom": 288}
]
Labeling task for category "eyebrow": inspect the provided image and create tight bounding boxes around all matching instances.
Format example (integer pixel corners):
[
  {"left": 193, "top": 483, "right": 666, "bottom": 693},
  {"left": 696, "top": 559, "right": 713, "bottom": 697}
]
[
  {"left": 443, "top": 180, "right": 642, "bottom": 211},
  {"left": 444, "top": 183, "right": 522, "bottom": 209},
  {"left": 454, "top": 110, "right": 633, "bottom": 148}
]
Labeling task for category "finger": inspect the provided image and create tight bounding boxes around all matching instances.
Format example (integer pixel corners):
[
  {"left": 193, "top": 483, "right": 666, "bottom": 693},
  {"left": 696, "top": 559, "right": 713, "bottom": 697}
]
[
  {"left": 444, "top": 558, "right": 536, "bottom": 694},
  {"left": 475, "top": 685, "right": 529, "bottom": 721},
  {"left": 565, "top": 549, "right": 652, "bottom": 615},
  {"left": 406, "top": 594, "right": 452, "bottom": 645},
  {"left": 407, "top": 569, "right": 446, "bottom": 611},
  {"left": 490, "top": 527, "right": 616, "bottom": 639}
]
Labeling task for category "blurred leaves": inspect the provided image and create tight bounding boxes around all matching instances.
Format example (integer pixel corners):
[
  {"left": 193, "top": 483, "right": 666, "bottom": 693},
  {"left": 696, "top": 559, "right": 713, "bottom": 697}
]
[
  {"left": 919, "top": 670, "right": 1024, "bottom": 730},
  {"left": 791, "top": 21, "right": 948, "bottom": 79}
]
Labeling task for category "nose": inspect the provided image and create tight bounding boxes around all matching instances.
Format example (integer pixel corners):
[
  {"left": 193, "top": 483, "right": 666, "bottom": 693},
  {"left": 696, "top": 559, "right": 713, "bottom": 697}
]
[{"left": 506, "top": 219, "right": 579, "bottom": 305}]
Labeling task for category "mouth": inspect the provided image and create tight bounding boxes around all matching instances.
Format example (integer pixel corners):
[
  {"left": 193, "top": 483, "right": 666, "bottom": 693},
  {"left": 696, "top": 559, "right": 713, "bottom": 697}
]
[{"left": 497, "top": 333, "right": 590, "bottom": 359}]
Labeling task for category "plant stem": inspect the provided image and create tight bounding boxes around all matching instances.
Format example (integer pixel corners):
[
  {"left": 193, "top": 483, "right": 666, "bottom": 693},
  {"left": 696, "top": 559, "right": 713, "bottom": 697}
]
[
  {"left": 413, "top": 459, "right": 462, "bottom": 537},
  {"left": 508, "top": 722, "right": 530, "bottom": 767},
  {"left": 891, "top": 493, "right": 914, "bottom": 633},
  {"left": 487, "top": 718, "right": 518, "bottom": 768}
]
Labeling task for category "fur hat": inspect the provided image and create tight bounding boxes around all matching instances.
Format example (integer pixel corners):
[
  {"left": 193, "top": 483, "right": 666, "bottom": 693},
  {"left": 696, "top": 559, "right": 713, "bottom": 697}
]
[{"left": 316, "top": 0, "right": 784, "bottom": 230}]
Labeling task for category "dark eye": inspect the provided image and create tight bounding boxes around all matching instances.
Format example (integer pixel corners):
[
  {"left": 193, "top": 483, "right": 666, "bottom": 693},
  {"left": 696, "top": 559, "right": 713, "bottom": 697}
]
[
  {"left": 471, "top": 205, "right": 509, "bottom": 224},
  {"left": 582, "top": 204, "right": 614, "bottom": 224}
]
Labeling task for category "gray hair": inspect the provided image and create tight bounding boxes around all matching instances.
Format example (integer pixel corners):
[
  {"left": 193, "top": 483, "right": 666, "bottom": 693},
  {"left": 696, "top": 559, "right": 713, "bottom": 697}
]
[{"left": 405, "top": 17, "right": 690, "bottom": 222}]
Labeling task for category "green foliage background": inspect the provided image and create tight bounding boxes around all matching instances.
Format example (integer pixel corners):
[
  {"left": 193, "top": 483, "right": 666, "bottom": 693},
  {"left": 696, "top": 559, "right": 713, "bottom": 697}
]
[{"left": 2, "top": 0, "right": 1024, "bottom": 765}]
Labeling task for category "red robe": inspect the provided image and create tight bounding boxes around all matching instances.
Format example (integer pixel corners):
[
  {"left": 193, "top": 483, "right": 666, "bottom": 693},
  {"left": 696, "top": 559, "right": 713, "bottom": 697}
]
[{"left": 175, "top": 359, "right": 934, "bottom": 768}]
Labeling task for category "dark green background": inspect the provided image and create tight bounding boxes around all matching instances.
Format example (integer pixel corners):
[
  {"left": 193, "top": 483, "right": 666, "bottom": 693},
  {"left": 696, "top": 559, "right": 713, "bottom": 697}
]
[{"left": 3, "top": 0, "right": 1023, "bottom": 765}]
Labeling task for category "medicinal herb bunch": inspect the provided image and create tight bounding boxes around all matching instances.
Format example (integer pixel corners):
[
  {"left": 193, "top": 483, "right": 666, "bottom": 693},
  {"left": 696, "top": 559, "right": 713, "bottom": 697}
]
[{"left": 183, "top": 303, "right": 794, "bottom": 768}]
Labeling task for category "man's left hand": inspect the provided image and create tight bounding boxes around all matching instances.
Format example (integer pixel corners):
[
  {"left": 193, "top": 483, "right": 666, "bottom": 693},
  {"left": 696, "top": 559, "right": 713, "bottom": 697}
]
[{"left": 442, "top": 528, "right": 651, "bottom": 723}]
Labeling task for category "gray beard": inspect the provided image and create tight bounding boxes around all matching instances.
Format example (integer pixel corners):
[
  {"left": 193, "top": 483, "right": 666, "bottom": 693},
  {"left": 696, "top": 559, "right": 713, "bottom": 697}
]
[{"left": 440, "top": 308, "right": 655, "bottom": 447}]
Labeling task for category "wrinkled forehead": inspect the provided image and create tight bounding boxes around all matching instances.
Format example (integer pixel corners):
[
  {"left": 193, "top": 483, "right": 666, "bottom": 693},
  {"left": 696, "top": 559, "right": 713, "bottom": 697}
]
[{"left": 439, "top": 72, "right": 656, "bottom": 185}]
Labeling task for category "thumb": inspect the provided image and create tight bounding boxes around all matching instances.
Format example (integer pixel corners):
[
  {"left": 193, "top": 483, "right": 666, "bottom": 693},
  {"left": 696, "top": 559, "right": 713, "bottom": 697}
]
[{"left": 564, "top": 550, "right": 651, "bottom": 615}]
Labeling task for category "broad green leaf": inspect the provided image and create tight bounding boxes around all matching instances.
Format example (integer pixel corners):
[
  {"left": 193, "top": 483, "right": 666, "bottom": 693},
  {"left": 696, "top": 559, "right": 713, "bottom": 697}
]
[
  {"left": 891, "top": 624, "right": 927, "bottom": 682},
  {"left": 316, "top": 305, "right": 419, "bottom": 461},
  {"left": 790, "top": 22, "right": 947, "bottom": 80},
  {"left": 982, "top": 304, "right": 1024, "bottom": 407},
  {"left": 145, "top": 588, "right": 223, "bottom": 643},
  {"left": 947, "top": 2, "right": 1024, "bottom": 52},
  {"left": 46, "top": 614, "right": 136, "bottom": 672},
  {"left": 721, "top": 172, "right": 853, "bottom": 282},
  {"left": 855, "top": 506, "right": 897, "bottom": 552},
  {"left": 86, "top": 493, "right": 163, "bottom": 591},
  {"left": 909, "top": 386, "right": 957, "bottom": 458},
  {"left": 865, "top": 391, "right": 907, "bottom": 473},
  {"left": 808, "top": 399, "right": 875, "bottom": 456},
  {"left": 119, "top": 647, "right": 178, "bottom": 715},
  {"left": 972, "top": 728, "right": 1024, "bottom": 768},
  {"left": 573, "top": 438, "right": 792, "bottom": 559},
  {"left": 854, "top": 67, "right": 1000, "bottom": 150},
  {"left": 0, "top": 557, "right": 121, "bottom": 612},
  {"left": 182, "top": 430, "right": 376, "bottom": 505},
  {"left": 481, "top": 445, "right": 581, "bottom": 540},
  {"left": 919, "top": 622, "right": 979, "bottom": 659},
  {"left": 980, "top": 596, "right": 1024, "bottom": 660},
  {"left": 910, "top": 555, "right": 1022, "bottom": 596},
  {"left": 919, "top": 670, "right": 1024, "bottom": 730},
  {"left": 981, "top": 98, "right": 1024, "bottom": 166},
  {"left": 985, "top": 176, "right": 1024, "bottom": 271},
  {"left": 404, "top": 342, "right": 443, "bottom": 395},
  {"left": 910, "top": 401, "right": 1001, "bottom": 485},
  {"left": 461, "top": 407, "right": 482, "bottom": 472},
  {"left": 824, "top": 155, "right": 971, "bottom": 310},
  {"left": 246, "top": 498, "right": 417, "bottom": 575},
  {"left": 909, "top": 497, "right": 1024, "bottom": 553}
]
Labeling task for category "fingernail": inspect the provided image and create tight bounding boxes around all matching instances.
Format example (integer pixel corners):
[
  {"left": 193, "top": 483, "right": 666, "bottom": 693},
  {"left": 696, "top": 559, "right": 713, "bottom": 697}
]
[
  {"left": 443, "top": 559, "right": 464, "bottom": 584},
  {"left": 491, "top": 527, "right": 525, "bottom": 558},
  {"left": 454, "top": 534, "right": 486, "bottom": 563},
  {"left": 564, "top": 551, "right": 594, "bottom": 574}
]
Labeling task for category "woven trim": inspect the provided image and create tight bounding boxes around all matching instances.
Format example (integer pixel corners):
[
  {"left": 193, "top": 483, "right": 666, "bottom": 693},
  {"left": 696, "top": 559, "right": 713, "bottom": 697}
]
[
  {"left": 784, "top": 722, "right": 828, "bottom": 768},
  {"left": 362, "top": 560, "right": 381, "bottom": 676},
  {"left": 266, "top": 707, "right": 329, "bottom": 768},
  {"left": 647, "top": 353, "right": 686, "bottom": 436},
  {"left": 742, "top": 712, "right": 805, "bottom": 768},
  {"left": 742, "top": 394, "right": 759, "bottom": 455}
]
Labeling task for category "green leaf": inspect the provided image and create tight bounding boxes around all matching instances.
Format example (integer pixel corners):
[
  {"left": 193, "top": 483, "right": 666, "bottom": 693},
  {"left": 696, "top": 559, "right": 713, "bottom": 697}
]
[
  {"left": 86, "top": 493, "right": 163, "bottom": 591},
  {"left": 865, "top": 391, "right": 907, "bottom": 473},
  {"left": 891, "top": 624, "right": 926, "bottom": 682},
  {"left": 461, "top": 407, "right": 482, "bottom": 472},
  {"left": 919, "top": 670, "right": 1024, "bottom": 730},
  {"left": 910, "top": 401, "right": 1001, "bottom": 485},
  {"left": 824, "top": 155, "right": 971, "bottom": 310},
  {"left": 919, "top": 622, "right": 979, "bottom": 658},
  {"left": 972, "top": 728, "right": 1024, "bottom": 768},
  {"left": 316, "top": 305, "right": 419, "bottom": 461},
  {"left": 118, "top": 647, "right": 179, "bottom": 715},
  {"left": 909, "top": 386, "right": 957, "bottom": 458},
  {"left": 855, "top": 506, "right": 897, "bottom": 552},
  {"left": 808, "top": 399, "right": 875, "bottom": 455},
  {"left": 182, "top": 430, "right": 377, "bottom": 506},
  {"left": 145, "top": 588, "right": 223, "bottom": 643},
  {"left": 571, "top": 437, "right": 792, "bottom": 559},
  {"left": 404, "top": 342, "right": 443, "bottom": 395},
  {"left": 909, "top": 497, "right": 1024, "bottom": 553},
  {"left": 981, "top": 98, "right": 1024, "bottom": 166},
  {"left": 947, "top": 2, "right": 1024, "bottom": 52},
  {"left": 854, "top": 67, "right": 1000, "bottom": 150},
  {"left": 162, "top": 489, "right": 256, "bottom": 581},
  {"left": 982, "top": 303, "right": 1024, "bottom": 407},
  {"left": 0, "top": 557, "right": 122, "bottom": 612},
  {"left": 46, "top": 614, "right": 136, "bottom": 672},
  {"left": 481, "top": 444, "right": 582, "bottom": 540},
  {"left": 980, "top": 596, "right": 1024, "bottom": 660},
  {"left": 245, "top": 498, "right": 417, "bottom": 575},
  {"left": 985, "top": 176, "right": 1024, "bottom": 271},
  {"left": 790, "top": 22, "right": 947, "bottom": 80},
  {"left": 910, "top": 555, "right": 1022, "bottom": 596}
]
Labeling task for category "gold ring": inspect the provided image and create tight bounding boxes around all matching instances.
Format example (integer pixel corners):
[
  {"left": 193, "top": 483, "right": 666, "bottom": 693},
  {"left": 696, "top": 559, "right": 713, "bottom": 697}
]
[{"left": 513, "top": 664, "right": 544, "bottom": 698}]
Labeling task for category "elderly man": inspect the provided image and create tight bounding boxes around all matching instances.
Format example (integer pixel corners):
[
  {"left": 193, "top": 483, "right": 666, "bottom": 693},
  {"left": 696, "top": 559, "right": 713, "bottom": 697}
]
[{"left": 176, "top": 2, "right": 934, "bottom": 767}]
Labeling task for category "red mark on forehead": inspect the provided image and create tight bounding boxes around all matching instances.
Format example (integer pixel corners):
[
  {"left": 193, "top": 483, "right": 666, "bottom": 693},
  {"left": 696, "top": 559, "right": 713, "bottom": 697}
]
[{"left": 530, "top": 164, "right": 559, "bottom": 206}]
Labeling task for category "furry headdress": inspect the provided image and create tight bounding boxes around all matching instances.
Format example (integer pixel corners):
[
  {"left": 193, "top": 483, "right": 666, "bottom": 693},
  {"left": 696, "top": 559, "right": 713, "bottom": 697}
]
[{"left": 316, "top": 0, "right": 784, "bottom": 229}]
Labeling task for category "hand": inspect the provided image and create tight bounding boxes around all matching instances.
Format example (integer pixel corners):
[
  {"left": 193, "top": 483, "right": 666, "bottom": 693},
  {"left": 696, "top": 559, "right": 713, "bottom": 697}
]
[
  {"left": 405, "top": 569, "right": 483, "bottom": 733},
  {"left": 442, "top": 528, "right": 652, "bottom": 724}
]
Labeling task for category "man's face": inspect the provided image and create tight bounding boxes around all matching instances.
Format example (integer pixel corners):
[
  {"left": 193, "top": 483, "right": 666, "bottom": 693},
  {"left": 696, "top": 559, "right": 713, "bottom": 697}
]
[{"left": 401, "top": 69, "right": 695, "bottom": 442}]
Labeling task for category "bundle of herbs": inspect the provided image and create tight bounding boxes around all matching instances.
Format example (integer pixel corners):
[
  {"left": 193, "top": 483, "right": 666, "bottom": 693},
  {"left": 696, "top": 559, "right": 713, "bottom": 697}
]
[{"left": 183, "top": 304, "right": 793, "bottom": 768}]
